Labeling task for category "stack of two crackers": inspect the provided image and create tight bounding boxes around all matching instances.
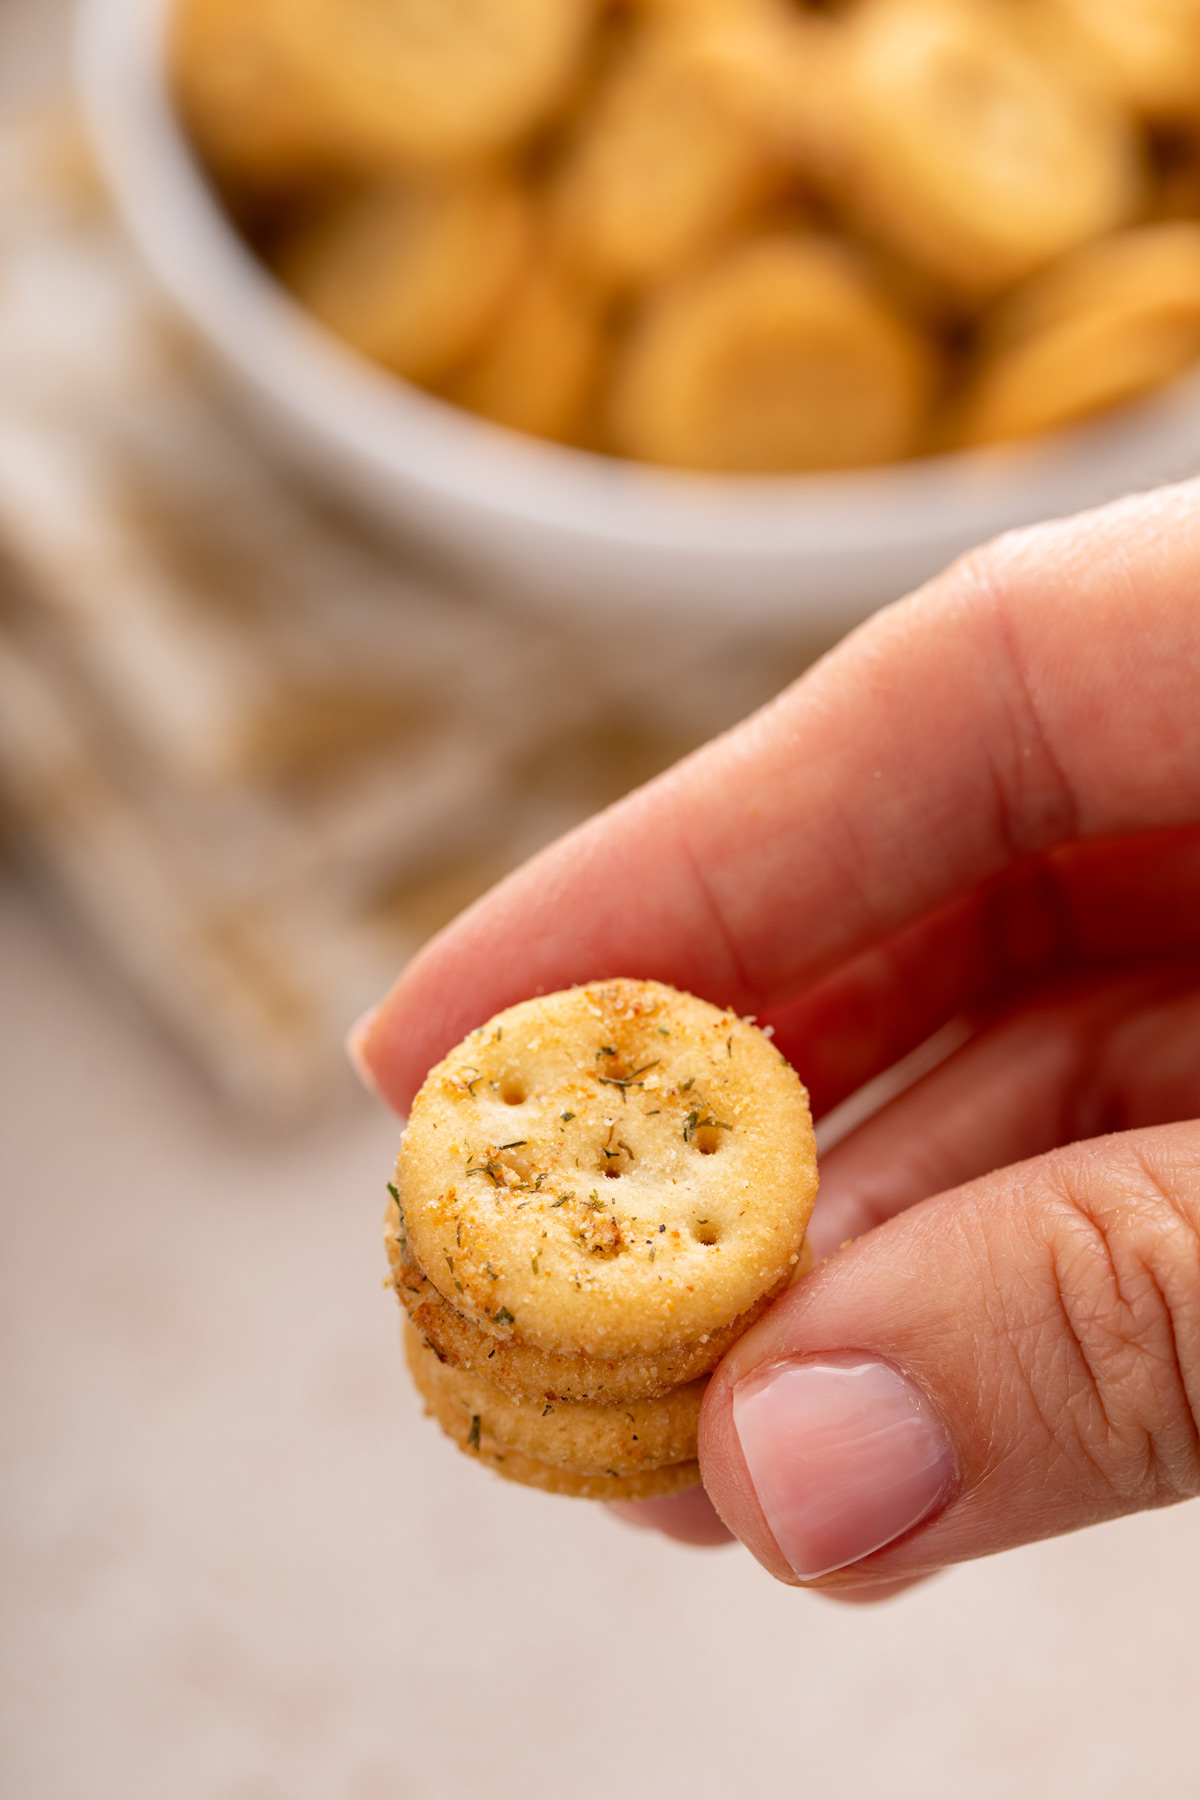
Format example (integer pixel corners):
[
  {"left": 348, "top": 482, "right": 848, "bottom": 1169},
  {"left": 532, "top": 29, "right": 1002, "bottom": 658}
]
[{"left": 387, "top": 980, "right": 818, "bottom": 1499}]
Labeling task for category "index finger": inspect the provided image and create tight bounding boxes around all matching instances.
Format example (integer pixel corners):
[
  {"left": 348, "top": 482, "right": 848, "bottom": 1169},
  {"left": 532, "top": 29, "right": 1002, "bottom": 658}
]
[{"left": 359, "top": 481, "right": 1200, "bottom": 1111}]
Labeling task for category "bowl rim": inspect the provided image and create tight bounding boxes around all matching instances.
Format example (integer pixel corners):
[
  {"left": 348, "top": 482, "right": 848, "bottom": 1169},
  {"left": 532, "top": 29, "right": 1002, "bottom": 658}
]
[{"left": 75, "top": 0, "right": 1200, "bottom": 570}]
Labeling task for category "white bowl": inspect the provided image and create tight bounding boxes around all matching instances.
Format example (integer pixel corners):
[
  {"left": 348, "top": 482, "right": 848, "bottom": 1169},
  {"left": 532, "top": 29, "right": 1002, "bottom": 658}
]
[{"left": 77, "top": 0, "right": 1200, "bottom": 632}]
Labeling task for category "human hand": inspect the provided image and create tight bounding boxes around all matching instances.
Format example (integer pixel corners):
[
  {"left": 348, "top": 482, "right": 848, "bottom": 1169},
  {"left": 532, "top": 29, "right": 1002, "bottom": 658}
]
[{"left": 353, "top": 481, "right": 1200, "bottom": 1599}]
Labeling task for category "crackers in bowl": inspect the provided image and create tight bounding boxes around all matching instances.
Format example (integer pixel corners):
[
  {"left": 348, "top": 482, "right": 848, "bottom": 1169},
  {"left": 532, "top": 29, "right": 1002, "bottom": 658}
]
[{"left": 388, "top": 979, "right": 818, "bottom": 1497}]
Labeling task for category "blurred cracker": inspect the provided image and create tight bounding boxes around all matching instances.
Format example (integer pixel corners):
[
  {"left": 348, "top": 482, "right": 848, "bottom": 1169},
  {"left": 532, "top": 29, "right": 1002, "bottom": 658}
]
[
  {"left": 1037, "top": 0, "right": 1200, "bottom": 123},
  {"left": 609, "top": 233, "right": 936, "bottom": 472},
  {"left": 952, "top": 220, "right": 1200, "bottom": 444},
  {"left": 551, "top": 20, "right": 778, "bottom": 293},
  {"left": 443, "top": 256, "right": 606, "bottom": 443},
  {"left": 277, "top": 0, "right": 599, "bottom": 170},
  {"left": 839, "top": 0, "right": 1144, "bottom": 302},
  {"left": 275, "top": 169, "right": 531, "bottom": 383},
  {"left": 170, "top": 0, "right": 332, "bottom": 189}
]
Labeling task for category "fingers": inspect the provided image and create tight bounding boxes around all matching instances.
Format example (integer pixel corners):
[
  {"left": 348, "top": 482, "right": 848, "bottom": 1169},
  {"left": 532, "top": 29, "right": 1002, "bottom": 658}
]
[
  {"left": 699, "top": 1122, "right": 1200, "bottom": 1590},
  {"left": 810, "top": 962, "right": 1200, "bottom": 1256},
  {"left": 358, "top": 482, "right": 1200, "bottom": 1113},
  {"left": 763, "top": 825, "right": 1200, "bottom": 1118}
]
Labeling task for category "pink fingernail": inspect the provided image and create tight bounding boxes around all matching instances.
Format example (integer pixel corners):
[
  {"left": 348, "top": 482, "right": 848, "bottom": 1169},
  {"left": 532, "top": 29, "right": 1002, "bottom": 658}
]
[
  {"left": 732, "top": 1353, "right": 954, "bottom": 1580},
  {"left": 345, "top": 1003, "right": 382, "bottom": 1097}
]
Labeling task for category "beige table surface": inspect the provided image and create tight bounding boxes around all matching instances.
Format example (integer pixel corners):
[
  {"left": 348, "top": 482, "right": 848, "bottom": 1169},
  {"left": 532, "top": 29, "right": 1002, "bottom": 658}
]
[{"left": 2, "top": 873, "right": 1199, "bottom": 1800}]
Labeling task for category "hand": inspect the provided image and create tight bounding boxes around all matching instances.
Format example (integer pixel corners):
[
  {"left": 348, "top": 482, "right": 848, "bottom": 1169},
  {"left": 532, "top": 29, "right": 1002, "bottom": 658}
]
[{"left": 353, "top": 481, "right": 1200, "bottom": 1600}]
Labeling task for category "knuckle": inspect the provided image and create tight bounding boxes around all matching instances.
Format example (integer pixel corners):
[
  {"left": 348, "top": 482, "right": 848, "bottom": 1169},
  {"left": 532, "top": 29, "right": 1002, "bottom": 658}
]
[{"left": 1035, "top": 1141, "right": 1200, "bottom": 1506}]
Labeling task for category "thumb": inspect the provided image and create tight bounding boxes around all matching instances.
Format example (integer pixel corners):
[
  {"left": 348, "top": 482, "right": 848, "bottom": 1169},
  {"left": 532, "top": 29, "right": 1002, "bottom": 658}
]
[{"left": 700, "top": 1123, "right": 1200, "bottom": 1589}]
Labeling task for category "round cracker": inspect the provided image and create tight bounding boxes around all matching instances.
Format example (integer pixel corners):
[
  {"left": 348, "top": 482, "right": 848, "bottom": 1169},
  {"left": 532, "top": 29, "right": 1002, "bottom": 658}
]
[
  {"left": 170, "top": 0, "right": 329, "bottom": 187},
  {"left": 551, "top": 26, "right": 774, "bottom": 293},
  {"left": 609, "top": 235, "right": 935, "bottom": 472},
  {"left": 396, "top": 979, "right": 817, "bottom": 1360},
  {"left": 444, "top": 258, "right": 606, "bottom": 443},
  {"left": 1042, "top": 0, "right": 1200, "bottom": 122},
  {"left": 406, "top": 1326, "right": 701, "bottom": 1497},
  {"left": 955, "top": 221, "right": 1200, "bottom": 444},
  {"left": 275, "top": 171, "right": 530, "bottom": 382},
  {"left": 841, "top": 0, "right": 1142, "bottom": 300},
  {"left": 277, "top": 0, "right": 598, "bottom": 170},
  {"left": 404, "top": 1321, "right": 705, "bottom": 1473},
  {"left": 388, "top": 1217, "right": 791, "bottom": 1401}
]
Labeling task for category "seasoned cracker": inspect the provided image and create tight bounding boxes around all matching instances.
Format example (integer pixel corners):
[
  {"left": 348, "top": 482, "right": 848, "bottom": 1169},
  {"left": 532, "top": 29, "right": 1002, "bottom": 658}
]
[
  {"left": 609, "top": 235, "right": 935, "bottom": 472},
  {"left": 841, "top": 0, "right": 1142, "bottom": 299},
  {"left": 389, "top": 1219, "right": 790, "bottom": 1401},
  {"left": 551, "top": 26, "right": 773, "bottom": 293},
  {"left": 396, "top": 979, "right": 817, "bottom": 1360},
  {"left": 171, "top": 0, "right": 328, "bottom": 187},
  {"left": 444, "top": 259, "right": 605, "bottom": 443},
  {"left": 407, "top": 1326, "right": 701, "bottom": 1497},
  {"left": 954, "top": 221, "right": 1200, "bottom": 443},
  {"left": 275, "top": 171, "right": 530, "bottom": 382},
  {"left": 404, "top": 1321, "right": 705, "bottom": 1474},
  {"left": 278, "top": 0, "right": 598, "bottom": 169}
]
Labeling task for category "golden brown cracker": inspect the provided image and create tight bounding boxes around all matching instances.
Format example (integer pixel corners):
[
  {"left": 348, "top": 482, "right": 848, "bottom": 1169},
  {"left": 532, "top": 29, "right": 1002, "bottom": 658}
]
[
  {"left": 551, "top": 24, "right": 775, "bottom": 292},
  {"left": 406, "top": 1327, "right": 702, "bottom": 1497},
  {"left": 275, "top": 170, "right": 530, "bottom": 382},
  {"left": 840, "top": 0, "right": 1142, "bottom": 300},
  {"left": 609, "top": 234, "right": 935, "bottom": 472},
  {"left": 171, "top": 0, "right": 329, "bottom": 187},
  {"left": 388, "top": 1213, "right": 791, "bottom": 1401},
  {"left": 444, "top": 259, "right": 606, "bottom": 443},
  {"left": 404, "top": 1321, "right": 705, "bottom": 1473},
  {"left": 955, "top": 221, "right": 1200, "bottom": 443},
  {"left": 396, "top": 980, "right": 817, "bottom": 1360},
  {"left": 278, "top": 0, "right": 599, "bottom": 169}
]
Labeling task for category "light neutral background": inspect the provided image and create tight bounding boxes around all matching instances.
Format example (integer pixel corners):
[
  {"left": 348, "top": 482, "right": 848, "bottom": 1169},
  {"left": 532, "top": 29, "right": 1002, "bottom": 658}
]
[{"left": 2, "top": 5, "right": 1198, "bottom": 1797}]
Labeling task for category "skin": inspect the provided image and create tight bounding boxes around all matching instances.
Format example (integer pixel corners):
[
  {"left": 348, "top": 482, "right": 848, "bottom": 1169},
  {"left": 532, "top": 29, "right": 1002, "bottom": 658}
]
[{"left": 355, "top": 479, "right": 1200, "bottom": 1600}]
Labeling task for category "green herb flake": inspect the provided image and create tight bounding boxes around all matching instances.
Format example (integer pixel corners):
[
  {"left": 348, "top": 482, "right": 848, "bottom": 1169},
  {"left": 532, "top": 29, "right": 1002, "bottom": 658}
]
[
  {"left": 386, "top": 1182, "right": 400, "bottom": 1204},
  {"left": 467, "top": 1415, "right": 481, "bottom": 1452},
  {"left": 531, "top": 1254, "right": 540, "bottom": 1275},
  {"left": 597, "top": 1059, "right": 660, "bottom": 1096},
  {"left": 560, "top": 1111, "right": 575, "bottom": 1123},
  {"left": 493, "top": 1306, "right": 515, "bottom": 1327},
  {"left": 657, "top": 1027, "right": 670, "bottom": 1037},
  {"left": 498, "top": 1140, "right": 528, "bottom": 1151}
]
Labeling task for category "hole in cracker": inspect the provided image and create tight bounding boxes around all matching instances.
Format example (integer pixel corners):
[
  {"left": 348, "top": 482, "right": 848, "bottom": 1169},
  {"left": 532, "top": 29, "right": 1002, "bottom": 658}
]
[
  {"left": 692, "top": 1125, "right": 725, "bottom": 1156},
  {"left": 602, "top": 1165, "right": 622, "bottom": 1179},
  {"left": 499, "top": 1078, "right": 526, "bottom": 1105},
  {"left": 692, "top": 1221, "right": 722, "bottom": 1246}
]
